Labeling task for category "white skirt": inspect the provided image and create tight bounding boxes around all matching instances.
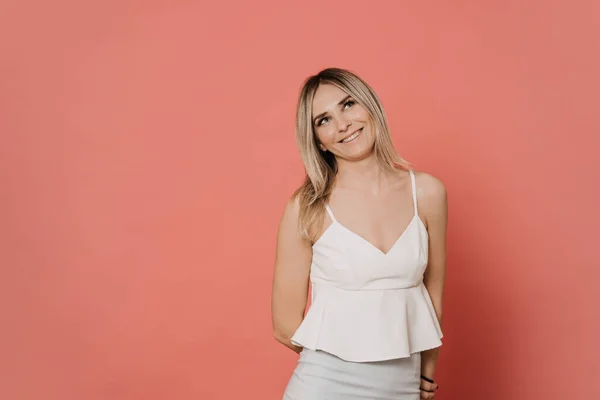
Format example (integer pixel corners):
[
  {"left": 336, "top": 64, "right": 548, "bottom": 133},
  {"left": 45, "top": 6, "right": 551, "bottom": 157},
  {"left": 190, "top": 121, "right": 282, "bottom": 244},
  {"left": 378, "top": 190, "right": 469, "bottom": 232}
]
[{"left": 283, "top": 348, "right": 421, "bottom": 400}]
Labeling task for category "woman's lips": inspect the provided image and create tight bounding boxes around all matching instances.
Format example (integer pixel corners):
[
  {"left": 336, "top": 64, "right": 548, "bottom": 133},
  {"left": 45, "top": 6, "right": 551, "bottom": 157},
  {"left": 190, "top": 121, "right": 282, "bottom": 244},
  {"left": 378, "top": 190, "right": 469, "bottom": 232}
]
[{"left": 340, "top": 127, "right": 363, "bottom": 143}]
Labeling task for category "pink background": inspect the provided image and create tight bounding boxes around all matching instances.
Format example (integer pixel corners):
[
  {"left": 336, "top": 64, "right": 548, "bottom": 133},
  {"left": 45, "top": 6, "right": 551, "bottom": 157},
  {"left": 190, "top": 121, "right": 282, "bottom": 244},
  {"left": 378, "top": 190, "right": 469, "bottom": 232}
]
[{"left": 1, "top": 1, "right": 598, "bottom": 399}]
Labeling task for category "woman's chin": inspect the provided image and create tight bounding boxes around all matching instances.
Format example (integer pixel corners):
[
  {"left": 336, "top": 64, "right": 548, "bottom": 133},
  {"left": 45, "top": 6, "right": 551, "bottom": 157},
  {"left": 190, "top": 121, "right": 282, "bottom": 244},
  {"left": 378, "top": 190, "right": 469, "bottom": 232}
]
[{"left": 339, "top": 144, "right": 375, "bottom": 162}]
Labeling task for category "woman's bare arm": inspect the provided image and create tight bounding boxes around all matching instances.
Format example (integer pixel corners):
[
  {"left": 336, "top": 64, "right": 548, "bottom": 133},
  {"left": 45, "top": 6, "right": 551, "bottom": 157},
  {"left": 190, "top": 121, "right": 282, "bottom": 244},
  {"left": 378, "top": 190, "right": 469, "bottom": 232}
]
[
  {"left": 271, "top": 196, "right": 313, "bottom": 353},
  {"left": 417, "top": 172, "right": 448, "bottom": 381}
]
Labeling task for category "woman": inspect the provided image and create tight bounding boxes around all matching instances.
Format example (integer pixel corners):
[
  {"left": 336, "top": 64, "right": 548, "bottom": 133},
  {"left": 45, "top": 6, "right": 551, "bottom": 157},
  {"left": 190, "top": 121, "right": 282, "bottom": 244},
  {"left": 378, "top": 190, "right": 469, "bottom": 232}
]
[{"left": 271, "top": 67, "right": 447, "bottom": 399}]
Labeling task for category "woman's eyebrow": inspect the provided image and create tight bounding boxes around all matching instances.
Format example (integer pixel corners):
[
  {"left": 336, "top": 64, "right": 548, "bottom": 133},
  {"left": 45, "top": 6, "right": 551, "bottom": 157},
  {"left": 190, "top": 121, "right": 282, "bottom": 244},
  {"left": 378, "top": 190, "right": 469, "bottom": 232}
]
[{"left": 313, "top": 95, "right": 352, "bottom": 124}]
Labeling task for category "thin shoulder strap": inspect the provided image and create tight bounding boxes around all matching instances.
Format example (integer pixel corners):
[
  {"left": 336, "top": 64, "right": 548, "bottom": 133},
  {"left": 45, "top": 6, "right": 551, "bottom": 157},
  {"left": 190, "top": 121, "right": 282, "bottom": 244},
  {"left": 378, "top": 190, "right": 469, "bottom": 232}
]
[
  {"left": 409, "top": 170, "right": 419, "bottom": 217},
  {"left": 324, "top": 204, "right": 337, "bottom": 223}
]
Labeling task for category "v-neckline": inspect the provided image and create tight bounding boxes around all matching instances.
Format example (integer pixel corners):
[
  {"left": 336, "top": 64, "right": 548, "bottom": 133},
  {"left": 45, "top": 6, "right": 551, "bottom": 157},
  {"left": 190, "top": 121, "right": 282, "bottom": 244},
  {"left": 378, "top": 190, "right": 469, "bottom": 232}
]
[{"left": 332, "top": 215, "right": 419, "bottom": 256}]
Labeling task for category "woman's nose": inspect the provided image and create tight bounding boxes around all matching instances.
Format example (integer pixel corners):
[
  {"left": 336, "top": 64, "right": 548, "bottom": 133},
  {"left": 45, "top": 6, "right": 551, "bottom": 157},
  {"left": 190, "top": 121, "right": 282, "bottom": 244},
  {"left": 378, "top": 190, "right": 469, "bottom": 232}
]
[{"left": 337, "top": 116, "right": 352, "bottom": 132}]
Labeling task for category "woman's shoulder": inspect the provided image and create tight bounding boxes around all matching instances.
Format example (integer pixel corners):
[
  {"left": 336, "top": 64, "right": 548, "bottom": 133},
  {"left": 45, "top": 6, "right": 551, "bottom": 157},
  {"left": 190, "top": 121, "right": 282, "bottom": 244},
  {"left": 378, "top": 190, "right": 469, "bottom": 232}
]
[
  {"left": 282, "top": 191, "right": 302, "bottom": 218},
  {"left": 281, "top": 189, "right": 310, "bottom": 223},
  {"left": 411, "top": 169, "right": 447, "bottom": 203}
]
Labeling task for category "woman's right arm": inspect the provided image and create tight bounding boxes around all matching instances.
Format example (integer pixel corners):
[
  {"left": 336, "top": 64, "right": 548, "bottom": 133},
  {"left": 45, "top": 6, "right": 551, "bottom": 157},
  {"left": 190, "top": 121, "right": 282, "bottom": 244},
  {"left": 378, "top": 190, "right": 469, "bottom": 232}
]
[{"left": 271, "top": 196, "right": 313, "bottom": 353}]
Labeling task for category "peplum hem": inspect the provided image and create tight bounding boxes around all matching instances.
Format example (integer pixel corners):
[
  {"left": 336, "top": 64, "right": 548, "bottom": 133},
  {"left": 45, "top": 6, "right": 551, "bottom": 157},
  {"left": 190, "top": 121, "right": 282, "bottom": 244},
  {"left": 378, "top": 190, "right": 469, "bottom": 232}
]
[{"left": 290, "top": 281, "right": 443, "bottom": 362}]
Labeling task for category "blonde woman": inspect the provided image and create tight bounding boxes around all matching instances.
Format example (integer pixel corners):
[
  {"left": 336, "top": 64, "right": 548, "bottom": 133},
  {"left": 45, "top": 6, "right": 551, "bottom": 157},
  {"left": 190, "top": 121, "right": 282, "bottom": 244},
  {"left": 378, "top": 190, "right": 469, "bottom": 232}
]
[{"left": 271, "top": 68, "right": 447, "bottom": 399}]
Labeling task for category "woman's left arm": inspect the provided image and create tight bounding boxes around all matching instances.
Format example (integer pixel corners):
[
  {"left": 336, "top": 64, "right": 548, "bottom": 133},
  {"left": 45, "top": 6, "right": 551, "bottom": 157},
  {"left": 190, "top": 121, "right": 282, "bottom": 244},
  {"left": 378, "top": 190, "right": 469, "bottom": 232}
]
[{"left": 418, "top": 172, "right": 448, "bottom": 380}]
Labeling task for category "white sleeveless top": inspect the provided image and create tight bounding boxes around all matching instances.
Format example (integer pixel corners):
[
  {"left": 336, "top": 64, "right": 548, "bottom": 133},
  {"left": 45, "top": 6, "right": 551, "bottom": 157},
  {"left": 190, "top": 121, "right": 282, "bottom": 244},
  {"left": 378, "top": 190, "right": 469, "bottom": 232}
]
[{"left": 290, "top": 170, "right": 443, "bottom": 362}]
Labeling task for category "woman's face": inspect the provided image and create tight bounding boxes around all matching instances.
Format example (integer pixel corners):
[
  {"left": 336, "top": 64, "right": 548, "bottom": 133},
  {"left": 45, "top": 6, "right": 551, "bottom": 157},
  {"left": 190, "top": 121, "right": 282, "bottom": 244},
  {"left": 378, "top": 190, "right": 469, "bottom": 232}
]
[{"left": 311, "top": 83, "right": 375, "bottom": 161}]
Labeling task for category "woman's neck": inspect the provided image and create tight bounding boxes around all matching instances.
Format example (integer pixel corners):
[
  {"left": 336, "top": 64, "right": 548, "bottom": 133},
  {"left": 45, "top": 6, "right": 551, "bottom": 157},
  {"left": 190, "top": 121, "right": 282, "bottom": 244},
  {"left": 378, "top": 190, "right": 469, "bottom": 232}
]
[{"left": 334, "top": 155, "right": 399, "bottom": 194}]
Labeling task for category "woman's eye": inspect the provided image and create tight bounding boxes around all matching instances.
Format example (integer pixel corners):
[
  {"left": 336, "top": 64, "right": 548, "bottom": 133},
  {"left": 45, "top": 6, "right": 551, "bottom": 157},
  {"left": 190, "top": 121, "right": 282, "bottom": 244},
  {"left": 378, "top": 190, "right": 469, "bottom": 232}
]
[
  {"left": 344, "top": 100, "right": 355, "bottom": 109},
  {"left": 318, "top": 117, "right": 329, "bottom": 126}
]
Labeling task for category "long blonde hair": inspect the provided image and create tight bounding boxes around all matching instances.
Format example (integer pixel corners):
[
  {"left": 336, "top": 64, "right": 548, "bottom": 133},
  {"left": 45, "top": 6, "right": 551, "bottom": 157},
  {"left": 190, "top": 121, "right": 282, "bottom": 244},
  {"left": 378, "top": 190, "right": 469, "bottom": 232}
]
[{"left": 293, "top": 67, "right": 412, "bottom": 241}]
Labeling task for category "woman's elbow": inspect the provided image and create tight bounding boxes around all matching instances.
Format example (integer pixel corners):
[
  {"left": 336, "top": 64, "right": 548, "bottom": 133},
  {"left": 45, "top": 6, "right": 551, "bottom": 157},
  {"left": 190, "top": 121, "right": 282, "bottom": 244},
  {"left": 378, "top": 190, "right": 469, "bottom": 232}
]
[
  {"left": 273, "top": 328, "right": 289, "bottom": 344},
  {"left": 272, "top": 319, "right": 293, "bottom": 343},
  {"left": 272, "top": 317, "right": 300, "bottom": 345}
]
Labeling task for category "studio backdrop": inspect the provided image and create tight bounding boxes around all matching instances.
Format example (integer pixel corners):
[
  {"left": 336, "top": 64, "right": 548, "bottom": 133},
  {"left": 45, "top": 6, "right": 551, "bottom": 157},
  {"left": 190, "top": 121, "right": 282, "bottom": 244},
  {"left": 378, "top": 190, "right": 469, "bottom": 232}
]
[{"left": 1, "top": 1, "right": 598, "bottom": 399}]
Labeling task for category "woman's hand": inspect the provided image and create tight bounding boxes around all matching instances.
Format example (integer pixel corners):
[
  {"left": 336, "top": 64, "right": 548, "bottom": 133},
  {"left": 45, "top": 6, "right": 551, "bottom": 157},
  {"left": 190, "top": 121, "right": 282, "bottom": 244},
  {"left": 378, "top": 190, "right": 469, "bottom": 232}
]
[{"left": 419, "top": 376, "right": 438, "bottom": 399}]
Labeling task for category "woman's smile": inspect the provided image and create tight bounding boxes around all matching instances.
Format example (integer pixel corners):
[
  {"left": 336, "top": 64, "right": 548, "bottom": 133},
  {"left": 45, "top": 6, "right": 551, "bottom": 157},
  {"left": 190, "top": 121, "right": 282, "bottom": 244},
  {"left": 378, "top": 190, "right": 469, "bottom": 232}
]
[{"left": 340, "top": 127, "right": 363, "bottom": 143}]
